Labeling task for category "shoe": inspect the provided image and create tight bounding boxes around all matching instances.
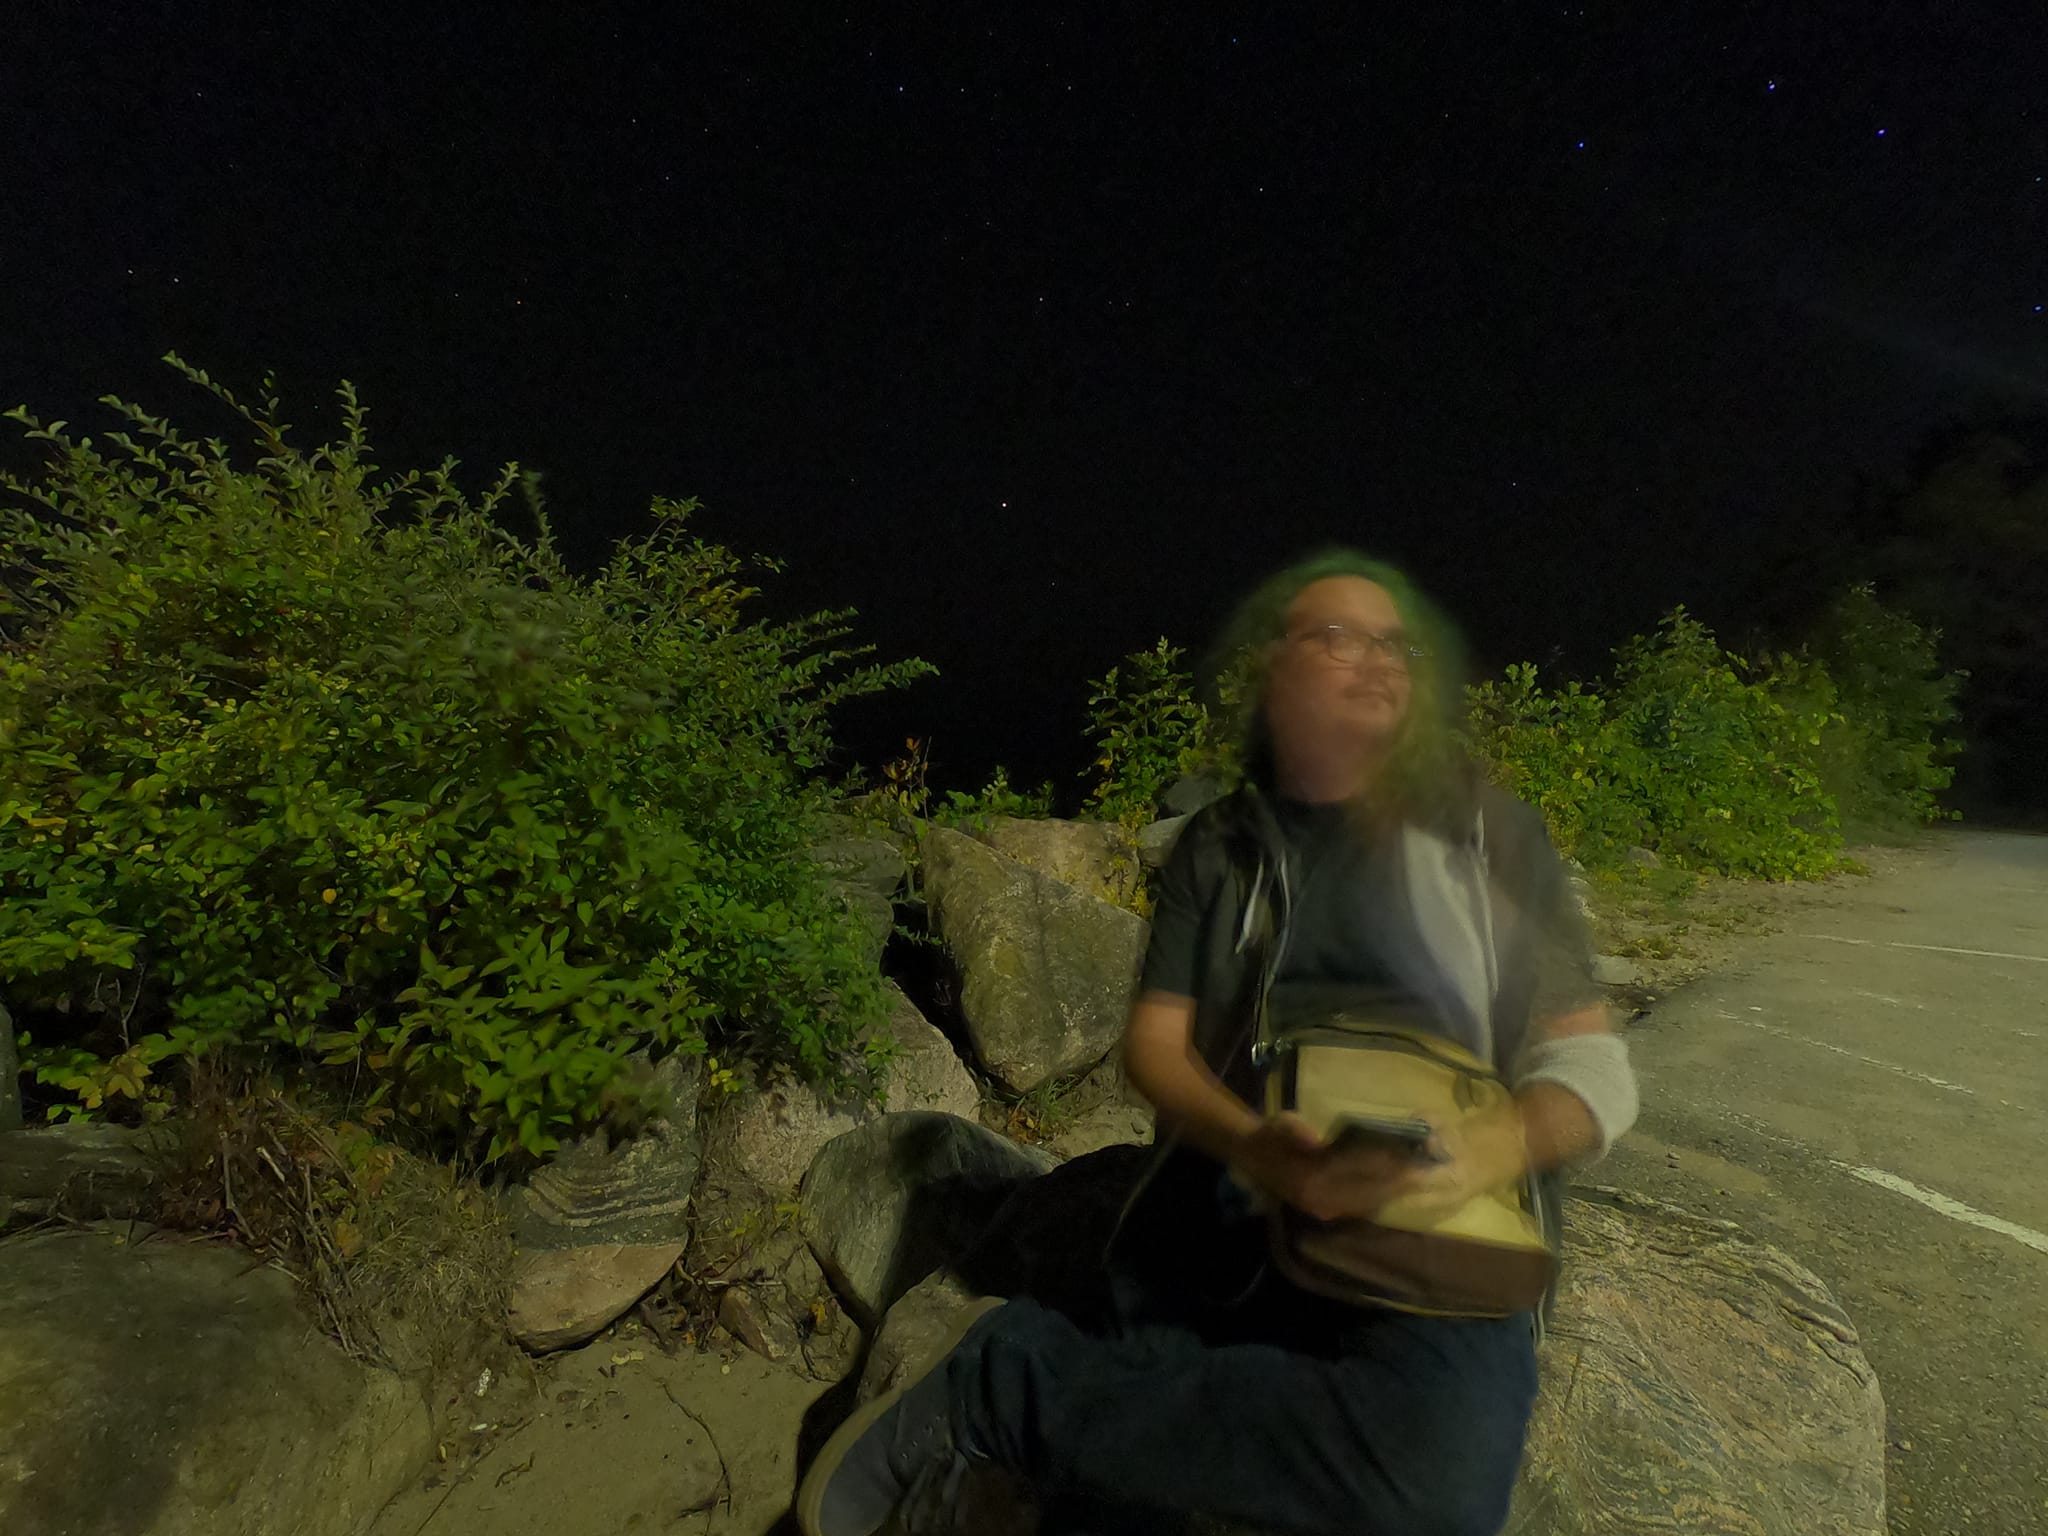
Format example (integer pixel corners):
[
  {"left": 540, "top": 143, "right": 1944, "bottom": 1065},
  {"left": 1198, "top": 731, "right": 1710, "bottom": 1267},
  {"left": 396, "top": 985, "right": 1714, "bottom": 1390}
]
[{"left": 795, "top": 1294, "right": 1007, "bottom": 1536}]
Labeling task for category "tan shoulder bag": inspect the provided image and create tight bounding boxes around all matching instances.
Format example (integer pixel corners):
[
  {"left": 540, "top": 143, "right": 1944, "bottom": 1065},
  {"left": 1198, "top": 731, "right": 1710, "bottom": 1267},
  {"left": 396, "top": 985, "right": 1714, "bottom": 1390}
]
[{"left": 1258, "top": 1016, "right": 1558, "bottom": 1318}]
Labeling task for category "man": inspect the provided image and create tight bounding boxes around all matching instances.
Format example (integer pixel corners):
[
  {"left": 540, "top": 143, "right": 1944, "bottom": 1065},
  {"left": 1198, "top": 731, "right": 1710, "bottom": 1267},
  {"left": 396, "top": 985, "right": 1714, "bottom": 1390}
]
[{"left": 798, "top": 551, "right": 1639, "bottom": 1536}]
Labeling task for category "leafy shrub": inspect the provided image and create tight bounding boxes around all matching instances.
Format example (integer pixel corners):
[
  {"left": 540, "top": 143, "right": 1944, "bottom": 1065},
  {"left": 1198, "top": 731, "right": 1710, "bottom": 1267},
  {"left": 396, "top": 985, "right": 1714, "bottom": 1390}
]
[
  {"left": 1471, "top": 611, "right": 1842, "bottom": 879},
  {"left": 1604, "top": 611, "right": 1840, "bottom": 877},
  {"left": 1800, "top": 584, "right": 1962, "bottom": 832},
  {"left": 932, "top": 766, "right": 1056, "bottom": 835},
  {"left": 0, "top": 361, "right": 932, "bottom": 1157},
  {"left": 1465, "top": 664, "right": 1642, "bottom": 858},
  {"left": 1080, "top": 638, "right": 1216, "bottom": 827}
]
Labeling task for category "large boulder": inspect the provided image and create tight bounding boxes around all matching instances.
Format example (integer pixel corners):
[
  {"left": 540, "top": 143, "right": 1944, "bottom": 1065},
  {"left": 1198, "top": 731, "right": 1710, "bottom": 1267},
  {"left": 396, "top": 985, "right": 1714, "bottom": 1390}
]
[
  {"left": 854, "top": 1162, "right": 1886, "bottom": 1536},
  {"left": 0, "top": 1121, "right": 161, "bottom": 1228},
  {"left": 877, "top": 984, "right": 983, "bottom": 1118},
  {"left": 0, "top": 1227, "right": 432, "bottom": 1536},
  {"left": 973, "top": 816, "right": 1143, "bottom": 909},
  {"left": 799, "top": 1111, "right": 1055, "bottom": 1325},
  {"left": 810, "top": 817, "right": 910, "bottom": 968},
  {"left": 505, "top": 1240, "right": 684, "bottom": 1353},
  {"left": 1047, "top": 1104, "right": 1154, "bottom": 1161},
  {"left": 513, "top": 1052, "right": 703, "bottom": 1252},
  {"left": 1137, "top": 813, "right": 1193, "bottom": 869},
  {"left": 809, "top": 817, "right": 911, "bottom": 894},
  {"left": 920, "top": 825, "right": 1148, "bottom": 1092},
  {"left": 507, "top": 1052, "right": 701, "bottom": 1354},
  {"left": 714, "top": 983, "right": 980, "bottom": 1197},
  {"left": 1161, "top": 771, "right": 1229, "bottom": 817},
  {"left": 1506, "top": 1186, "right": 1886, "bottom": 1536}
]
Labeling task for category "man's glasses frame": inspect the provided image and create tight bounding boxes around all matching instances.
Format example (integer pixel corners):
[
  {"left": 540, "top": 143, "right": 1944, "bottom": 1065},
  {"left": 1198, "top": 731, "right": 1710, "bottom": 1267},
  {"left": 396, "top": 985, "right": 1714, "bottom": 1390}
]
[{"left": 1289, "top": 623, "right": 1428, "bottom": 668}]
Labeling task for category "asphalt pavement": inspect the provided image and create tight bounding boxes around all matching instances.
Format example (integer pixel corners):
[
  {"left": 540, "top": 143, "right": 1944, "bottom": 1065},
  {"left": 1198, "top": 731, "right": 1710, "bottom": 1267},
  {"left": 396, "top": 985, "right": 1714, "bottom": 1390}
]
[{"left": 1599, "top": 829, "right": 2048, "bottom": 1535}]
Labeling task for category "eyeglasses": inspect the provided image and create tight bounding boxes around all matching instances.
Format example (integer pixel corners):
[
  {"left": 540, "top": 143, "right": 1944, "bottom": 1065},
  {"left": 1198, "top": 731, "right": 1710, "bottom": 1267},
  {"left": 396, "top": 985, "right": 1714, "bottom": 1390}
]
[{"left": 1290, "top": 623, "right": 1428, "bottom": 668}]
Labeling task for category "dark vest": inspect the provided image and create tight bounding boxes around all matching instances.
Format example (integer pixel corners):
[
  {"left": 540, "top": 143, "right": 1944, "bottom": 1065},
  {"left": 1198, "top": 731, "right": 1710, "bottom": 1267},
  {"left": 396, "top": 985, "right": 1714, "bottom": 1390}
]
[{"left": 1112, "top": 782, "right": 1570, "bottom": 1335}]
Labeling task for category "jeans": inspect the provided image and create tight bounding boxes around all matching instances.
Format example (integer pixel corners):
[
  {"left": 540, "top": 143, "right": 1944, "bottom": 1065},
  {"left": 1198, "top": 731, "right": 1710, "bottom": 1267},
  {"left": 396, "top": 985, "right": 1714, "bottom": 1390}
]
[{"left": 944, "top": 1156, "right": 1540, "bottom": 1536}]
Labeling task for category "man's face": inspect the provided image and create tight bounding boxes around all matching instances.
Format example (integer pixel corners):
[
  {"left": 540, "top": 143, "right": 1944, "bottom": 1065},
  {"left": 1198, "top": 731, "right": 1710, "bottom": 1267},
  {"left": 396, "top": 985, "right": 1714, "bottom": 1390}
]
[{"left": 1262, "top": 576, "right": 1416, "bottom": 762}]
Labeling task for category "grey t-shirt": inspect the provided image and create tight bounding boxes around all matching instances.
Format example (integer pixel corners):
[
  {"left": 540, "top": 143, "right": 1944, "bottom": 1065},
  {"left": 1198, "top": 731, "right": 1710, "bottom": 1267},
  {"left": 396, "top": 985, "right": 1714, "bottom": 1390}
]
[
  {"left": 1142, "top": 794, "right": 1425, "bottom": 1015},
  {"left": 1139, "top": 791, "right": 1598, "bottom": 1074}
]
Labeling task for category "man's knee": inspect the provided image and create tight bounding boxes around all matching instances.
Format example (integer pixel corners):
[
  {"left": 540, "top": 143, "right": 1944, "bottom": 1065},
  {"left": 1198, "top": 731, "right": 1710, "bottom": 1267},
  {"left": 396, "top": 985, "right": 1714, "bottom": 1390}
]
[{"left": 1424, "top": 1473, "right": 1518, "bottom": 1536}]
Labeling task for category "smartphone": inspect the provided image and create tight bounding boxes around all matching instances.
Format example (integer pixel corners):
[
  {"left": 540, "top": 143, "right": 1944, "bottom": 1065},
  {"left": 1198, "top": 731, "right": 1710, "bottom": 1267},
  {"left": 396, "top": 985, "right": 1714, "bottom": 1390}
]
[{"left": 1327, "top": 1113, "right": 1437, "bottom": 1155}]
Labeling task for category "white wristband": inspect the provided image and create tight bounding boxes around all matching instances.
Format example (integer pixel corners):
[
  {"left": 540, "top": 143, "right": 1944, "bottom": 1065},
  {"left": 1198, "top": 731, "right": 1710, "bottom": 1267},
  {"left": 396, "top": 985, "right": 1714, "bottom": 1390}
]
[{"left": 1513, "top": 1032, "right": 1640, "bottom": 1161}]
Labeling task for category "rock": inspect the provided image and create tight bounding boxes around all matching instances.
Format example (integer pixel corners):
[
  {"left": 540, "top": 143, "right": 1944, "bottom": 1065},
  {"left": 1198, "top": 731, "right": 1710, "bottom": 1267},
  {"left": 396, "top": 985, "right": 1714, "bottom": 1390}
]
[
  {"left": 973, "top": 816, "right": 1142, "bottom": 908},
  {"left": 1505, "top": 1186, "right": 1885, "bottom": 1536},
  {"left": 835, "top": 885, "right": 896, "bottom": 967},
  {"left": 0, "top": 1121, "right": 159, "bottom": 1223},
  {"left": 0, "top": 1227, "right": 431, "bottom": 1536},
  {"left": 880, "top": 984, "right": 982, "bottom": 1117},
  {"left": 506, "top": 1240, "right": 683, "bottom": 1352},
  {"left": 1565, "top": 875, "right": 1596, "bottom": 924},
  {"left": 921, "top": 825, "right": 1148, "bottom": 1093},
  {"left": 856, "top": 1269, "right": 988, "bottom": 1401},
  {"left": 812, "top": 822, "right": 909, "bottom": 968},
  {"left": 716, "top": 984, "right": 977, "bottom": 1198},
  {"left": 1047, "top": 1104, "right": 1154, "bottom": 1161},
  {"left": 1161, "top": 771, "right": 1229, "bottom": 817},
  {"left": 1590, "top": 953, "right": 1644, "bottom": 987},
  {"left": 810, "top": 823, "right": 911, "bottom": 895},
  {"left": 722, "top": 1078, "right": 869, "bottom": 1198},
  {"left": 0, "top": 1001, "right": 19, "bottom": 1133},
  {"left": 719, "top": 1284, "right": 802, "bottom": 1362},
  {"left": 514, "top": 1052, "right": 702, "bottom": 1251},
  {"left": 1137, "top": 813, "right": 1192, "bottom": 868},
  {"left": 799, "top": 1111, "right": 1056, "bottom": 1324},
  {"left": 1623, "top": 845, "right": 1663, "bottom": 870}
]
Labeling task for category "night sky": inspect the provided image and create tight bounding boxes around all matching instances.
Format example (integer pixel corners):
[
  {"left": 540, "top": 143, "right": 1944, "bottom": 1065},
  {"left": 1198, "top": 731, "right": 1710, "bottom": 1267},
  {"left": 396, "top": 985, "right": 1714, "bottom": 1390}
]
[{"left": 7, "top": 5, "right": 2045, "bottom": 801}]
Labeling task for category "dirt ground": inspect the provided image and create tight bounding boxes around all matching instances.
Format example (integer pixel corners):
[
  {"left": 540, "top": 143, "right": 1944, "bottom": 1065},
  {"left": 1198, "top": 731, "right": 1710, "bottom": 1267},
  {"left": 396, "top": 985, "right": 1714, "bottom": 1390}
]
[
  {"left": 368, "top": 1314, "right": 840, "bottom": 1536},
  {"left": 1578, "top": 841, "right": 1931, "bottom": 1003}
]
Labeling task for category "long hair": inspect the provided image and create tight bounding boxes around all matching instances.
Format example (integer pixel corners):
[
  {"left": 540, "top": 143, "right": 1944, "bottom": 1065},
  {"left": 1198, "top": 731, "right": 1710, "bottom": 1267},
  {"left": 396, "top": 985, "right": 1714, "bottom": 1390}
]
[{"left": 1198, "top": 547, "right": 1478, "bottom": 835}]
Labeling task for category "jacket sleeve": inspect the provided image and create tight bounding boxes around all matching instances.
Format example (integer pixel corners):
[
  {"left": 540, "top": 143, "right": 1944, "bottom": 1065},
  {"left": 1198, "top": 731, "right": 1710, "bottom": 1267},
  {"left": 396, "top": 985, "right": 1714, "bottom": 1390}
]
[{"left": 1494, "top": 794, "right": 1605, "bottom": 1024}]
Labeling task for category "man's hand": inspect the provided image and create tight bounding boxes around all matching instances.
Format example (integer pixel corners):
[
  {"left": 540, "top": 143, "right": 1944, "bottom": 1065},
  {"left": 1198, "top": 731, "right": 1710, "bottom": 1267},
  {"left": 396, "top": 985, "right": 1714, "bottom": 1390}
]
[
  {"left": 1376, "top": 1103, "right": 1532, "bottom": 1224},
  {"left": 1231, "top": 1115, "right": 1435, "bottom": 1224},
  {"left": 1228, "top": 1113, "right": 1327, "bottom": 1210}
]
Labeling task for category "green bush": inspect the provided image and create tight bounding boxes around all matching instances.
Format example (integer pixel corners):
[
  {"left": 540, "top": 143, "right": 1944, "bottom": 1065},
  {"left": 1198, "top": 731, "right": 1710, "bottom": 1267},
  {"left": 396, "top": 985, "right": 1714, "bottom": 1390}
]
[
  {"left": 0, "top": 361, "right": 933, "bottom": 1157},
  {"left": 1800, "top": 584, "right": 1962, "bottom": 833},
  {"left": 1604, "top": 611, "right": 1840, "bottom": 878},
  {"left": 1087, "top": 595, "right": 1953, "bottom": 881},
  {"left": 1079, "top": 638, "right": 1217, "bottom": 828},
  {"left": 1464, "top": 663, "right": 1641, "bottom": 858},
  {"left": 1471, "top": 611, "right": 1842, "bottom": 879},
  {"left": 932, "top": 766, "right": 1056, "bottom": 835}
]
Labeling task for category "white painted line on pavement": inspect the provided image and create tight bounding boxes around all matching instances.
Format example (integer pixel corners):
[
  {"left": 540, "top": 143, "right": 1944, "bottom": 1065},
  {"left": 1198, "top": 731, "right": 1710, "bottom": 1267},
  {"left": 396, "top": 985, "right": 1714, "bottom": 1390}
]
[
  {"left": 1799, "top": 933, "right": 2048, "bottom": 965},
  {"left": 1848, "top": 988, "right": 1921, "bottom": 1010},
  {"left": 1715, "top": 1011, "right": 1982, "bottom": 1096},
  {"left": 1833, "top": 1164, "right": 2048, "bottom": 1257},
  {"left": 1714, "top": 1011, "right": 2043, "bottom": 1115}
]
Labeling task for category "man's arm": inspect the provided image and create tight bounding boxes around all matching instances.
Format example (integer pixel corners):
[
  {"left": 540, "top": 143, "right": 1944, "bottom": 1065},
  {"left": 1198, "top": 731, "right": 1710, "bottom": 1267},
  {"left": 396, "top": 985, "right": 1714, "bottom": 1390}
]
[
  {"left": 1511, "top": 1001, "right": 1617, "bottom": 1172},
  {"left": 1124, "top": 989, "right": 1350, "bottom": 1216},
  {"left": 1396, "top": 999, "right": 1635, "bottom": 1220},
  {"left": 1123, "top": 989, "right": 1260, "bottom": 1164}
]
